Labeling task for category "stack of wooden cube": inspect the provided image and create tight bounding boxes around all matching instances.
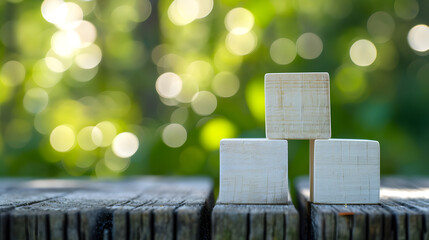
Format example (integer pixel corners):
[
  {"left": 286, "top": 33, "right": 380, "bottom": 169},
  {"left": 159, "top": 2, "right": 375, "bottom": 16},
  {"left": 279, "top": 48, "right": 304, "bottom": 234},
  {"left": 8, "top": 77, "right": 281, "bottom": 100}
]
[{"left": 218, "top": 73, "right": 380, "bottom": 204}]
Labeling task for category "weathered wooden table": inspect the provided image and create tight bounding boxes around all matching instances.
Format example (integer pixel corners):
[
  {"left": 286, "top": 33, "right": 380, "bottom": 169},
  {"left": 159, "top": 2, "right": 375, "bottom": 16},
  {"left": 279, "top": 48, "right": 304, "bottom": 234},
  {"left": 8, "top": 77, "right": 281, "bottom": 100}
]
[
  {"left": 0, "top": 177, "right": 213, "bottom": 240},
  {"left": 1, "top": 176, "right": 429, "bottom": 240},
  {"left": 295, "top": 176, "right": 429, "bottom": 239}
]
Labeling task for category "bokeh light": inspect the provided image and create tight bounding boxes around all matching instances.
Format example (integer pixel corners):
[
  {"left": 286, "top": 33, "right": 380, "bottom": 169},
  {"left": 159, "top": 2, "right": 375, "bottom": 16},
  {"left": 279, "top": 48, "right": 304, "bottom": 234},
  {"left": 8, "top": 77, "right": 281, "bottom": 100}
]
[
  {"left": 166, "top": 0, "right": 213, "bottom": 24},
  {"left": 162, "top": 123, "right": 187, "bottom": 148},
  {"left": 73, "top": 20, "right": 97, "bottom": 47},
  {"left": 187, "top": 60, "right": 213, "bottom": 89},
  {"left": 350, "top": 39, "right": 377, "bottom": 67},
  {"left": 156, "top": 72, "right": 183, "bottom": 98},
  {"left": 175, "top": 79, "right": 199, "bottom": 103},
  {"left": 45, "top": 57, "right": 67, "bottom": 73},
  {"left": 70, "top": 65, "right": 98, "bottom": 82},
  {"left": 111, "top": 5, "right": 139, "bottom": 32},
  {"left": 95, "top": 160, "right": 112, "bottom": 178},
  {"left": 196, "top": 0, "right": 213, "bottom": 19},
  {"left": 41, "top": 0, "right": 65, "bottom": 24},
  {"left": 245, "top": 79, "right": 265, "bottom": 123},
  {"left": 335, "top": 66, "right": 367, "bottom": 101},
  {"left": 157, "top": 53, "right": 183, "bottom": 72},
  {"left": 367, "top": 12, "right": 395, "bottom": 43},
  {"left": 224, "top": 8, "right": 254, "bottom": 35},
  {"left": 136, "top": 0, "right": 153, "bottom": 22},
  {"left": 75, "top": 44, "right": 102, "bottom": 69},
  {"left": 296, "top": 33, "right": 323, "bottom": 59},
  {"left": 0, "top": 60, "right": 25, "bottom": 86},
  {"left": 170, "top": 107, "right": 189, "bottom": 124},
  {"left": 32, "top": 59, "right": 63, "bottom": 88},
  {"left": 104, "top": 148, "right": 130, "bottom": 172},
  {"left": 394, "top": 0, "right": 419, "bottom": 20},
  {"left": 212, "top": 72, "right": 240, "bottom": 98},
  {"left": 168, "top": 0, "right": 199, "bottom": 26},
  {"left": 225, "top": 31, "right": 257, "bottom": 56},
  {"left": 199, "top": 118, "right": 237, "bottom": 150},
  {"left": 77, "top": 126, "right": 101, "bottom": 151},
  {"left": 91, "top": 127, "right": 103, "bottom": 147},
  {"left": 112, "top": 132, "right": 139, "bottom": 158},
  {"left": 42, "top": 1, "right": 83, "bottom": 29},
  {"left": 57, "top": 2, "right": 83, "bottom": 30},
  {"left": 23, "top": 88, "right": 49, "bottom": 114},
  {"left": 407, "top": 25, "right": 429, "bottom": 53},
  {"left": 95, "top": 121, "right": 117, "bottom": 147},
  {"left": 270, "top": 38, "right": 296, "bottom": 65},
  {"left": 50, "top": 125, "right": 75, "bottom": 152},
  {"left": 191, "top": 91, "right": 217, "bottom": 116},
  {"left": 51, "top": 30, "right": 80, "bottom": 57}
]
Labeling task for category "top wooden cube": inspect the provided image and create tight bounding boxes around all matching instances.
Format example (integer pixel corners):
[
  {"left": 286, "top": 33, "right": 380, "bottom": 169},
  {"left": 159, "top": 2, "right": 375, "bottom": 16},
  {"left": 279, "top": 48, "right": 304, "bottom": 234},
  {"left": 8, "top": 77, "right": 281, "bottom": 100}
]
[{"left": 265, "top": 73, "right": 331, "bottom": 139}]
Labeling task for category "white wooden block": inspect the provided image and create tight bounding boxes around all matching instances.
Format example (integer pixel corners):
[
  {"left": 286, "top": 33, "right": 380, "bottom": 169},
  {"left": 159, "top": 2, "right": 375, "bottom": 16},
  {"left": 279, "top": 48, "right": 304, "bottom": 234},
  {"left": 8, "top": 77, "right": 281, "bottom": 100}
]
[
  {"left": 265, "top": 72, "right": 331, "bottom": 139},
  {"left": 218, "top": 139, "right": 288, "bottom": 204},
  {"left": 310, "top": 139, "right": 380, "bottom": 204}
]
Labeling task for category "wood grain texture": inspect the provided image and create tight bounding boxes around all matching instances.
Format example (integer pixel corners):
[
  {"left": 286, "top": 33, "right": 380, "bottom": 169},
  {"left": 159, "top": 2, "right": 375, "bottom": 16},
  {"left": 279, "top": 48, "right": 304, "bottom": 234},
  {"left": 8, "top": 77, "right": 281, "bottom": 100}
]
[
  {"left": 0, "top": 177, "right": 213, "bottom": 240},
  {"left": 310, "top": 139, "right": 380, "bottom": 204},
  {"left": 295, "top": 176, "right": 429, "bottom": 240},
  {"left": 265, "top": 72, "right": 331, "bottom": 139},
  {"left": 219, "top": 139, "right": 288, "bottom": 204},
  {"left": 211, "top": 203, "right": 299, "bottom": 240}
]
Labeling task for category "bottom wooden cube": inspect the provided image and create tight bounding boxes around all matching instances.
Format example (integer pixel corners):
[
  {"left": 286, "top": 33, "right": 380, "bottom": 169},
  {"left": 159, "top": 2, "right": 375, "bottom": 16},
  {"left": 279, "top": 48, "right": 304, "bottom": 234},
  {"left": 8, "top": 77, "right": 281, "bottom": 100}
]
[
  {"left": 310, "top": 139, "right": 380, "bottom": 204},
  {"left": 218, "top": 138, "right": 288, "bottom": 204}
]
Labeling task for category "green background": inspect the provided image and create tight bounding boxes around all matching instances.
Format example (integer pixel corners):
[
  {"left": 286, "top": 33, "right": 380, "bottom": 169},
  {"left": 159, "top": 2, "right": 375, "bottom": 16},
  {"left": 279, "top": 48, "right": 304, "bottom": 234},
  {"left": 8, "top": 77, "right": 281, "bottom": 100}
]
[{"left": 0, "top": 0, "right": 428, "bottom": 196}]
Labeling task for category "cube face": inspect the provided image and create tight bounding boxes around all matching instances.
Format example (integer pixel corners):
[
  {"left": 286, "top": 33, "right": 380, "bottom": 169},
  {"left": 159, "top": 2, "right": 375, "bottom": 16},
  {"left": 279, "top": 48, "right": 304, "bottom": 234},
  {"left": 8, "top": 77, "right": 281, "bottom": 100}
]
[
  {"left": 310, "top": 139, "right": 380, "bottom": 204},
  {"left": 265, "top": 73, "right": 331, "bottom": 139},
  {"left": 218, "top": 139, "right": 288, "bottom": 204}
]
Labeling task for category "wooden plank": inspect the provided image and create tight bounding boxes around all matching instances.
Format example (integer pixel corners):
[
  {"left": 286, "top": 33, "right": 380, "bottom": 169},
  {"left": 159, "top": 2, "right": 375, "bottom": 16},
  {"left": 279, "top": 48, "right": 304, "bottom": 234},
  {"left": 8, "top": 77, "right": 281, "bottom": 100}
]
[
  {"left": 50, "top": 212, "right": 65, "bottom": 240},
  {"left": 37, "top": 214, "right": 49, "bottom": 240},
  {"left": 112, "top": 208, "right": 131, "bottom": 240},
  {"left": 0, "top": 177, "right": 213, "bottom": 240},
  {"left": 0, "top": 213, "right": 10, "bottom": 240},
  {"left": 66, "top": 211, "right": 81, "bottom": 240},
  {"left": 360, "top": 205, "right": 388, "bottom": 240},
  {"left": 107, "top": 177, "right": 213, "bottom": 240},
  {"left": 285, "top": 207, "right": 300, "bottom": 239},
  {"left": 248, "top": 207, "right": 264, "bottom": 240},
  {"left": 27, "top": 214, "right": 36, "bottom": 240},
  {"left": 212, "top": 205, "right": 248, "bottom": 240},
  {"left": 9, "top": 212, "right": 26, "bottom": 240},
  {"left": 265, "top": 72, "right": 331, "bottom": 139},
  {"left": 212, "top": 203, "right": 299, "bottom": 240},
  {"left": 295, "top": 176, "right": 429, "bottom": 240},
  {"left": 218, "top": 139, "right": 288, "bottom": 204},
  {"left": 265, "top": 207, "right": 284, "bottom": 239},
  {"left": 176, "top": 204, "right": 210, "bottom": 240}
]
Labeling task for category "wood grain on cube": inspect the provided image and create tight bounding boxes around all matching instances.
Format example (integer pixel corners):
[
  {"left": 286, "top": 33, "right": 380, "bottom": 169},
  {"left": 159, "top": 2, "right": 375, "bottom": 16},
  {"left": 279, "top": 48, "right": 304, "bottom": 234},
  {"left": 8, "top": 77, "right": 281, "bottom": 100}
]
[
  {"left": 265, "top": 72, "right": 331, "bottom": 139},
  {"left": 310, "top": 139, "right": 380, "bottom": 204},
  {"left": 219, "top": 139, "right": 288, "bottom": 204}
]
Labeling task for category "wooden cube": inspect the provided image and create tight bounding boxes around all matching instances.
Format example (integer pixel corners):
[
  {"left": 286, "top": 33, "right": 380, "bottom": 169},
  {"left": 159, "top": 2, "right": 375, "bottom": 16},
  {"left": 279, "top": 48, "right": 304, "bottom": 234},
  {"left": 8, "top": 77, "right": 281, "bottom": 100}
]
[
  {"left": 265, "top": 72, "right": 331, "bottom": 139},
  {"left": 218, "top": 139, "right": 288, "bottom": 204},
  {"left": 310, "top": 139, "right": 380, "bottom": 204}
]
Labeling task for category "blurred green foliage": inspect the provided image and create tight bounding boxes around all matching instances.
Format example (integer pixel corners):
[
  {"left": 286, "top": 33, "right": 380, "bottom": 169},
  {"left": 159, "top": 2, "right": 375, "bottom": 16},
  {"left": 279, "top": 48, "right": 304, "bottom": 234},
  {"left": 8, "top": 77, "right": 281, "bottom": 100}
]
[{"left": 0, "top": 0, "right": 428, "bottom": 190}]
